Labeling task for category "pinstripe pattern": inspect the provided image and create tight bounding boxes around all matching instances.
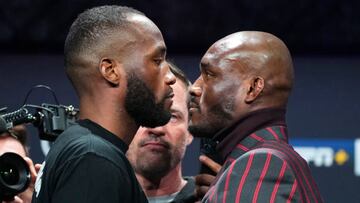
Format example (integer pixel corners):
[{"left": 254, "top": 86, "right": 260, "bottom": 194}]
[
  {"left": 270, "top": 161, "right": 287, "bottom": 203},
  {"left": 202, "top": 126, "right": 323, "bottom": 203}
]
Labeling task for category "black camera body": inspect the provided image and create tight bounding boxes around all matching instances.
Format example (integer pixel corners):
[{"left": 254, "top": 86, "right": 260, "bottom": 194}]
[
  {"left": 0, "top": 152, "right": 30, "bottom": 201},
  {"left": 0, "top": 103, "right": 78, "bottom": 200},
  {"left": 35, "top": 103, "right": 78, "bottom": 141},
  {"left": 1, "top": 103, "right": 78, "bottom": 141}
]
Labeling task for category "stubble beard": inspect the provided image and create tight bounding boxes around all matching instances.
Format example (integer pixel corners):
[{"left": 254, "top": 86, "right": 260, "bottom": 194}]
[{"left": 188, "top": 99, "right": 234, "bottom": 138}]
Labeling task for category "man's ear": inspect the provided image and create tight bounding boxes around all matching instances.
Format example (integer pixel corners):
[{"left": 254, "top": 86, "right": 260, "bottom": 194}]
[
  {"left": 245, "top": 76, "right": 264, "bottom": 103},
  {"left": 99, "top": 58, "right": 121, "bottom": 86}
]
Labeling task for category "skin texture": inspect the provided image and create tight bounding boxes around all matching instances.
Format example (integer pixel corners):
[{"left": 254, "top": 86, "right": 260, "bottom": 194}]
[
  {"left": 127, "top": 79, "right": 193, "bottom": 197},
  {"left": 0, "top": 136, "right": 26, "bottom": 157},
  {"left": 75, "top": 12, "right": 176, "bottom": 145},
  {"left": 189, "top": 31, "right": 293, "bottom": 138}
]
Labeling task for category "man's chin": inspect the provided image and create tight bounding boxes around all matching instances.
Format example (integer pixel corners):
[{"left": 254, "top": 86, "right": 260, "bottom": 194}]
[
  {"left": 137, "top": 157, "right": 170, "bottom": 174},
  {"left": 188, "top": 117, "right": 205, "bottom": 137},
  {"left": 188, "top": 124, "right": 216, "bottom": 138}
]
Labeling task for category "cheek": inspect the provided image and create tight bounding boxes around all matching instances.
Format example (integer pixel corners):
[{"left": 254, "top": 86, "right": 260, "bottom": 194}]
[
  {"left": 127, "top": 141, "right": 137, "bottom": 158},
  {"left": 167, "top": 126, "right": 188, "bottom": 146},
  {"left": 149, "top": 66, "right": 167, "bottom": 101},
  {"left": 202, "top": 80, "right": 240, "bottom": 107},
  {"left": 200, "top": 82, "right": 224, "bottom": 109},
  {"left": 129, "top": 128, "right": 147, "bottom": 150}
]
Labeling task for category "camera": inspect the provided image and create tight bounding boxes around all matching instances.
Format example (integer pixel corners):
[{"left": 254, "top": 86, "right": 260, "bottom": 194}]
[
  {"left": 0, "top": 152, "right": 30, "bottom": 201},
  {"left": 0, "top": 103, "right": 78, "bottom": 200},
  {"left": 1, "top": 103, "right": 78, "bottom": 141}
]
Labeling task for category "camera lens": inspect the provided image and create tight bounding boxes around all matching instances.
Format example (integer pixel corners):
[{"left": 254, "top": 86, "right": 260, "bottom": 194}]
[
  {"left": 0, "top": 152, "right": 30, "bottom": 201},
  {"left": 0, "top": 163, "right": 20, "bottom": 185}
]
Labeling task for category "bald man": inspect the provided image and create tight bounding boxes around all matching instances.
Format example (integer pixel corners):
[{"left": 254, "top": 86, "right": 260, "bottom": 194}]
[
  {"left": 32, "top": 5, "right": 175, "bottom": 203},
  {"left": 189, "top": 31, "right": 323, "bottom": 202}
]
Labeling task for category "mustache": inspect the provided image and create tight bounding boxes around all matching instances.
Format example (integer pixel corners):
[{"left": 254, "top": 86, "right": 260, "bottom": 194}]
[
  {"left": 190, "top": 96, "right": 200, "bottom": 109},
  {"left": 158, "top": 88, "right": 174, "bottom": 104},
  {"left": 139, "top": 135, "right": 171, "bottom": 149},
  {"left": 165, "top": 88, "right": 174, "bottom": 99}
]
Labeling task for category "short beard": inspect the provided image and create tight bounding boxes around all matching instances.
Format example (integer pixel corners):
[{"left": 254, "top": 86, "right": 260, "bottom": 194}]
[
  {"left": 133, "top": 139, "right": 182, "bottom": 181},
  {"left": 134, "top": 151, "right": 173, "bottom": 181},
  {"left": 125, "top": 73, "right": 171, "bottom": 128},
  {"left": 189, "top": 101, "right": 233, "bottom": 138}
]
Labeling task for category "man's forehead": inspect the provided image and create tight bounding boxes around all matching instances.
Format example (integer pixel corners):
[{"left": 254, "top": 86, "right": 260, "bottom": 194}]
[
  {"left": 202, "top": 38, "right": 243, "bottom": 65},
  {"left": 172, "top": 81, "right": 187, "bottom": 105},
  {"left": 201, "top": 46, "right": 236, "bottom": 68},
  {"left": 0, "top": 136, "right": 26, "bottom": 156},
  {"left": 203, "top": 42, "right": 269, "bottom": 68},
  {"left": 209, "top": 32, "right": 268, "bottom": 55},
  {"left": 215, "top": 35, "right": 247, "bottom": 51},
  {"left": 168, "top": 81, "right": 186, "bottom": 110}
]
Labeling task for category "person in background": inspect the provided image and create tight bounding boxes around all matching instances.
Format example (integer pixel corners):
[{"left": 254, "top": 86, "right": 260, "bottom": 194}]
[
  {"left": 127, "top": 62, "right": 195, "bottom": 203},
  {"left": 0, "top": 125, "right": 38, "bottom": 203},
  {"left": 189, "top": 31, "right": 323, "bottom": 202},
  {"left": 32, "top": 5, "right": 176, "bottom": 203}
]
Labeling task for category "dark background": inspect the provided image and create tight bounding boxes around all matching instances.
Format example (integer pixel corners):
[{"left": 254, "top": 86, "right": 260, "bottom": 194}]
[
  {"left": 1, "top": 1, "right": 359, "bottom": 202},
  {"left": 1, "top": 0, "right": 359, "bottom": 55}
]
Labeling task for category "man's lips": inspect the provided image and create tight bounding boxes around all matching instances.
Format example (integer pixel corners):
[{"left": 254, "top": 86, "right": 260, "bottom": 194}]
[
  {"left": 163, "top": 90, "right": 174, "bottom": 109},
  {"left": 189, "top": 102, "right": 199, "bottom": 109},
  {"left": 141, "top": 142, "right": 169, "bottom": 151},
  {"left": 165, "top": 94, "right": 174, "bottom": 100},
  {"left": 189, "top": 101, "right": 200, "bottom": 112},
  {"left": 165, "top": 89, "right": 174, "bottom": 99},
  {"left": 164, "top": 92, "right": 174, "bottom": 109},
  {"left": 140, "top": 137, "right": 170, "bottom": 149},
  {"left": 143, "top": 142, "right": 167, "bottom": 147}
]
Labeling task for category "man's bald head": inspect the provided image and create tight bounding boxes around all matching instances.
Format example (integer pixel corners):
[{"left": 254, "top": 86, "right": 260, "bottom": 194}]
[
  {"left": 189, "top": 31, "right": 294, "bottom": 137},
  {"left": 204, "top": 31, "right": 294, "bottom": 109}
]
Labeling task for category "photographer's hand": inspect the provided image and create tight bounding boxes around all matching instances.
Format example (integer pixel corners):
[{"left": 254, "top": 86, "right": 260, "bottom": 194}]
[
  {"left": 3, "top": 157, "right": 40, "bottom": 203},
  {"left": 19, "top": 157, "right": 41, "bottom": 203}
]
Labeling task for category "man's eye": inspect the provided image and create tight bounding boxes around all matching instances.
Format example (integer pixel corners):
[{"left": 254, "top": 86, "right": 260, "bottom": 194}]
[
  {"left": 154, "top": 58, "right": 163, "bottom": 65},
  {"left": 204, "top": 71, "right": 214, "bottom": 78},
  {"left": 170, "top": 114, "right": 178, "bottom": 122}
]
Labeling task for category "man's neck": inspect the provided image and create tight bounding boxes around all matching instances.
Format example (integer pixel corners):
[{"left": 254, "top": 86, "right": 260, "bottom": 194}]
[
  {"left": 78, "top": 99, "right": 138, "bottom": 145},
  {"left": 137, "top": 164, "right": 187, "bottom": 197},
  {"left": 215, "top": 107, "right": 286, "bottom": 161}
]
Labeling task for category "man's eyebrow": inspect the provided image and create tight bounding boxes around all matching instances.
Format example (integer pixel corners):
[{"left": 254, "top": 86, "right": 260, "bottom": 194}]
[
  {"left": 170, "top": 109, "right": 184, "bottom": 116},
  {"left": 154, "top": 46, "right": 167, "bottom": 56},
  {"left": 200, "top": 61, "right": 210, "bottom": 70}
]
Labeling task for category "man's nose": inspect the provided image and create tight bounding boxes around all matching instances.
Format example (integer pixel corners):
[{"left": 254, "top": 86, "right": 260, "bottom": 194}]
[
  {"left": 165, "top": 66, "right": 176, "bottom": 85},
  {"left": 189, "top": 77, "right": 203, "bottom": 97},
  {"left": 147, "top": 126, "right": 166, "bottom": 137}
]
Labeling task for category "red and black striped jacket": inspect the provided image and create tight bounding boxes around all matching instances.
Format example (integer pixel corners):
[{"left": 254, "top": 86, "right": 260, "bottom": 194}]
[{"left": 203, "top": 110, "right": 323, "bottom": 203}]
